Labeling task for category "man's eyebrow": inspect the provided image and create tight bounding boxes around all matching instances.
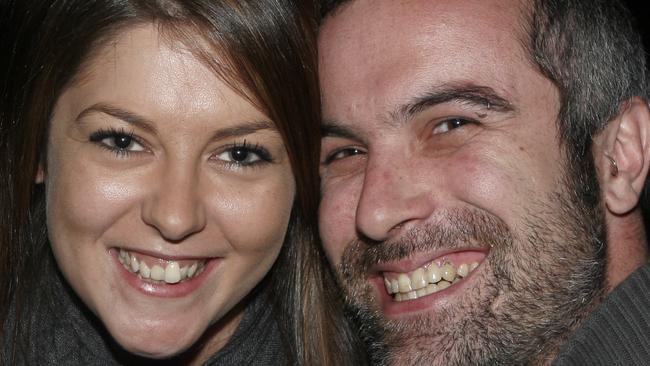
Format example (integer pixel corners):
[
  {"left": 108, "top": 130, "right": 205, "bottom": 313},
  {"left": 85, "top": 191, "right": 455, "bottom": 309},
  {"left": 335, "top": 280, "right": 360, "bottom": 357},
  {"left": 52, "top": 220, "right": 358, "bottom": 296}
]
[
  {"left": 321, "top": 119, "right": 366, "bottom": 143},
  {"left": 395, "top": 83, "right": 516, "bottom": 122},
  {"left": 76, "top": 103, "right": 158, "bottom": 134}
]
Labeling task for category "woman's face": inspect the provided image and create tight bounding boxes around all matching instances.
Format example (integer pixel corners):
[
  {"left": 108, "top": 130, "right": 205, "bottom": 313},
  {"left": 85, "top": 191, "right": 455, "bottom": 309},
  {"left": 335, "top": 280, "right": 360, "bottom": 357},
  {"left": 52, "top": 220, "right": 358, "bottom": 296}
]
[{"left": 41, "top": 24, "right": 295, "bottom": 358}]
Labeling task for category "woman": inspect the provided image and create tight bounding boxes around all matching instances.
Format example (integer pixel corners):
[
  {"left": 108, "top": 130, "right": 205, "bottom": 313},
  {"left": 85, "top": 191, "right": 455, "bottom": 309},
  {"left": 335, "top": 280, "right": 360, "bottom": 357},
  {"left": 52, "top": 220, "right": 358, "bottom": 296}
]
[{"left": 0, "top": 1, "right": 364, "bottom": 364}]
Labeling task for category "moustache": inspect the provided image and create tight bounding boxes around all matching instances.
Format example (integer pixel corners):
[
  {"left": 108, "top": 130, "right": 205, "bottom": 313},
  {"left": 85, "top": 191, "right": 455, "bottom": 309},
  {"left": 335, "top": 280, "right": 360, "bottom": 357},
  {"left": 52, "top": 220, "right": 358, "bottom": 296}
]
[{"left": 339, "top": 208, "right": 513, "bottom": 279}]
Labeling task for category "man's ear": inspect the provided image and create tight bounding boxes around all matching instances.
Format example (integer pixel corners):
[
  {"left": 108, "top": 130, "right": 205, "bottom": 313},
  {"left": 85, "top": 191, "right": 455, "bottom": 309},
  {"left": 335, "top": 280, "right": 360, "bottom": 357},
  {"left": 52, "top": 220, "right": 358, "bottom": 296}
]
[{"left": 593, "top": 97, "right": 650, "bottom": 215}]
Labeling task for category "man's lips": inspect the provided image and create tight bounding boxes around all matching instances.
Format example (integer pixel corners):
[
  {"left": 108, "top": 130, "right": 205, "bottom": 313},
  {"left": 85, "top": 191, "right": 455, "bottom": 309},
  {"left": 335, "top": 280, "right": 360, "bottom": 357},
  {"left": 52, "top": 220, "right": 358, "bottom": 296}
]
[{"left": 373, "top": 249, "right": 487, "bottom": 303}]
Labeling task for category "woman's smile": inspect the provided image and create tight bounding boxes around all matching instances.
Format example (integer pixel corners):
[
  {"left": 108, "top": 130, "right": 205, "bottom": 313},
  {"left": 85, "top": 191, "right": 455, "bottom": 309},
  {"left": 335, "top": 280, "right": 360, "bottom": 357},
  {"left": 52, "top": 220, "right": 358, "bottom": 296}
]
[
  {"left": 43, "top": 24, "right": 295, "bottom": 357},
  {"left": 116, "top": 248, "right": 209, "bottom": 284},
  {"left": 114, "top": 248, "right": 219, "bottom": 298}
]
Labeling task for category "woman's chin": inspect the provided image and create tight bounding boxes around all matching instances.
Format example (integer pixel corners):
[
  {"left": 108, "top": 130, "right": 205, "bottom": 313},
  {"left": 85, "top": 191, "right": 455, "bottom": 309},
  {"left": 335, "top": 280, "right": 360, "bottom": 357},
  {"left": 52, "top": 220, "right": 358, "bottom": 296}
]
[
  {"left": 109, "top": 324, "right": 202, "bottom": 360},
  {"left": 126, "top": 344, "right": 191, "bottom": 360}
]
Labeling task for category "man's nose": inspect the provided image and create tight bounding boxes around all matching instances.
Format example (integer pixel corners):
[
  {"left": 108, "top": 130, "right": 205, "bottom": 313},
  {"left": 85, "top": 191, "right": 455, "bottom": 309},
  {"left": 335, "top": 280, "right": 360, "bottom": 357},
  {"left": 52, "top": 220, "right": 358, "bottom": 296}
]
[
  {"left": 141, "top": 164, "right": 207, "bottom": 242},
  {"left": 355, "top": 156, "right": 434, "bottom": 242}
]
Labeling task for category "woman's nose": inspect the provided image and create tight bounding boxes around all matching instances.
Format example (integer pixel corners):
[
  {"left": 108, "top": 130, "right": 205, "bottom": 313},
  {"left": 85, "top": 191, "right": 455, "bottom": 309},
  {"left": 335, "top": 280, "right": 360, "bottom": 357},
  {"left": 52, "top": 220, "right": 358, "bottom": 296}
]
[{"left": 141, "top": 166, "right": 207, "bottom": 242}]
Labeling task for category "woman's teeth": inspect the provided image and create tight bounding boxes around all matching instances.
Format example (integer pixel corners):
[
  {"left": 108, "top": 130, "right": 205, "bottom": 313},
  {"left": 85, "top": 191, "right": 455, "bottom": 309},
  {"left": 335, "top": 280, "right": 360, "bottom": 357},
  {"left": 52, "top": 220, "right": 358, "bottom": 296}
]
[
  {"left": 383, "top": 261, "right": 480, "bottom": 302},
  {"left": 118, "top": 249, "right": 205, "bottom": 284}
]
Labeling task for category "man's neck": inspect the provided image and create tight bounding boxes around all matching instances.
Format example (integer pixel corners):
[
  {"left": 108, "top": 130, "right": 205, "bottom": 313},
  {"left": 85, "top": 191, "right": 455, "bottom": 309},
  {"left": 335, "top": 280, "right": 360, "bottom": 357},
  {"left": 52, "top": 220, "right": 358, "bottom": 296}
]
[{"left": 605, "top": 208, "right": 649, "bottom": 290}]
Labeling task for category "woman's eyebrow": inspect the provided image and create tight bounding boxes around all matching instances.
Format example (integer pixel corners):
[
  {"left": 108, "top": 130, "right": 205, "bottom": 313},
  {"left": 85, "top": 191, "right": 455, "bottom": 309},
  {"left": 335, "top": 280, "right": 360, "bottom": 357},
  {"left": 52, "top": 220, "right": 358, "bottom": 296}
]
[
  {"left": 75, "top": 103, "right": 158, "bottom": 134},
  {"left": 210, "top": 120, "right": 277, "bottom": 140},
  {"left": 75, "top": 103, "right": 276, "bottom": 139}
]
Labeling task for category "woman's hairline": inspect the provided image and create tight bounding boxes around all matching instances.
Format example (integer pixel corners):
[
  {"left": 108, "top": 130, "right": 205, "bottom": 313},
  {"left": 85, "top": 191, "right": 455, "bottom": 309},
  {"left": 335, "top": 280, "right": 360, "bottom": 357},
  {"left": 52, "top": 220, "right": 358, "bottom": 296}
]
[{"left": 67, "top": 19, "right": 269, "bottom": 120}]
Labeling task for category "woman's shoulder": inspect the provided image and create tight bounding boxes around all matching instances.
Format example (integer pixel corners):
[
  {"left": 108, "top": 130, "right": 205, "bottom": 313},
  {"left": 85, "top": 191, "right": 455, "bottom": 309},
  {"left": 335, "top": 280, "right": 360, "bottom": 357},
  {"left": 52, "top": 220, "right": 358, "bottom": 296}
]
[
  {"left": 204, "top": 289, "right": 288, "bottom": 366},
  {"left": 3, "top": 264, "right": 124, "bottom": 366}
]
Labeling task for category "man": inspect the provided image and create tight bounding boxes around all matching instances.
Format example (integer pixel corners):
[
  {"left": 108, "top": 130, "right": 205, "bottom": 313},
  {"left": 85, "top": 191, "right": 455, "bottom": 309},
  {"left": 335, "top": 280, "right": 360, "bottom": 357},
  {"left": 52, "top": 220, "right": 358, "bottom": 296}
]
[{"left": 317, "top": 0, "right": 650, "bottom": 365}]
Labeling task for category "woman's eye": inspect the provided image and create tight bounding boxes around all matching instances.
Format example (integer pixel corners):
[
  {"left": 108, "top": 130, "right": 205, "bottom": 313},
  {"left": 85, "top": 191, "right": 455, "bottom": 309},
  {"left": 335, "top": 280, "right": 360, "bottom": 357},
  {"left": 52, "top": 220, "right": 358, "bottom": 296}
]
[
  {"left": 101, "top": 134, "right": 145, "bottom": 151},
  {"left": 432, "top": 118, "right": 473, "bottom": 134},
  {"left": 216, "top": 143, "right": 271, "bottom": 166},
  {"left": 89, "top": 129, "right": 145, "bottom": 155},
  {"left": 325, "top": 147, "right": 366, "bottom": 164}
]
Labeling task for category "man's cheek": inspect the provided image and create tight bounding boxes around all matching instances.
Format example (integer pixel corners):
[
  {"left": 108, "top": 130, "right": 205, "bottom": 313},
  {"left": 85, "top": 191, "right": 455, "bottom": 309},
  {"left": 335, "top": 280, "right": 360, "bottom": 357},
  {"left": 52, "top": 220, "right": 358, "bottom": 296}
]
[{"left": 319, "top": 194, "right": 352, "bottom": 261}]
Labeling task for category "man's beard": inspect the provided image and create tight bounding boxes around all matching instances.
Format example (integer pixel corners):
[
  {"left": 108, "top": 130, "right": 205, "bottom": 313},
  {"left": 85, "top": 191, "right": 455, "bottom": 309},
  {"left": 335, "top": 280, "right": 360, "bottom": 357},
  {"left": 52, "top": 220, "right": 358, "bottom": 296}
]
[{"left": 336, "top": 177, "right": 606, "bottom": 365}]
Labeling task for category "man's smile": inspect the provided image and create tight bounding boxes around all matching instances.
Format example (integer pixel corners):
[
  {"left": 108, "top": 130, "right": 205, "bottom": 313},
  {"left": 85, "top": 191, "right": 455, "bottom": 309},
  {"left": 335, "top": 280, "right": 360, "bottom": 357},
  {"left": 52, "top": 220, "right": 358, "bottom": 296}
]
[
  {"left": 359, "top": 247, "right": 490, "bottom": 316},
  {"left": 382, "top": 256, "right": 481, "bottom": 302}
]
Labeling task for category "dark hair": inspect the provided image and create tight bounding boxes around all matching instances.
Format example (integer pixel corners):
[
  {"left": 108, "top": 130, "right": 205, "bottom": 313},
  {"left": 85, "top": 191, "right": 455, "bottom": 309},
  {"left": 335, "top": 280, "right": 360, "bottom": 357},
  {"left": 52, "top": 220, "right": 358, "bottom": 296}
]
[
  {"left": 319, "top": 0, "right": 352, "bottom": 20},
  {"left": 524, "top": 0, "right": 649, "bottom": 226},
  {"left": 319, "top": 0, "right": 649, "bottom": 228},
  {"left": 1, "top": 1, "right": 363, "bottom": 364}
]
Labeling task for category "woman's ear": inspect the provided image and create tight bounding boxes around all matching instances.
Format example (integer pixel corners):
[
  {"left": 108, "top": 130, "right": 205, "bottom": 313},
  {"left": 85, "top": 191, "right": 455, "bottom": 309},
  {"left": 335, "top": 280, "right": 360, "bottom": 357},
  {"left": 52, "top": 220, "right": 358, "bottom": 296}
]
[
  {"left": 35, "top": 163, "right": 45, "bottom": 184},
  {"left": 593, "top": 97, "right": 650, "bottom": 215}
]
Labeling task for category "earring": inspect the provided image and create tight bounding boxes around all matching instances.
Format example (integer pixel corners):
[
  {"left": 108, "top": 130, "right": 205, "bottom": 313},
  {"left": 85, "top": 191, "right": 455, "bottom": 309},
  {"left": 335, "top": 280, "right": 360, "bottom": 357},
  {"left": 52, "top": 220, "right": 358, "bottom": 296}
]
[{"left": 604, "top": 153, "right": 618, "bottom": 177}]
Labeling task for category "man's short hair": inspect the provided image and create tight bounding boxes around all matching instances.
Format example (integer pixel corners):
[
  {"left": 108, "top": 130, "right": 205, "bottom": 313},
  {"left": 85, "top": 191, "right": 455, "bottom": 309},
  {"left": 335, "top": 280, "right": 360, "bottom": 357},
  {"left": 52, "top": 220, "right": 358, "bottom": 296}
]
[
  {"left": 524, "top": 0, "right": 647, "bottom": 226},
  {"left": 319, "top": 0, "right": 350, "bottom": 19}
]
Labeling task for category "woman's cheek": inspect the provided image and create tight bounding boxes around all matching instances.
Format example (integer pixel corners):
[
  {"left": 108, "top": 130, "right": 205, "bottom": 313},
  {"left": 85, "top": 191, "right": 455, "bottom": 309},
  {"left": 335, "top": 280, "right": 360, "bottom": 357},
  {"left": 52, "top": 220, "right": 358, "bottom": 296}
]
[
  {"left": 45, "top": 161, "right": 145, "bottom": 246},
  {"left": 209, "top": 173, "right": 295, "bottom": 254}
]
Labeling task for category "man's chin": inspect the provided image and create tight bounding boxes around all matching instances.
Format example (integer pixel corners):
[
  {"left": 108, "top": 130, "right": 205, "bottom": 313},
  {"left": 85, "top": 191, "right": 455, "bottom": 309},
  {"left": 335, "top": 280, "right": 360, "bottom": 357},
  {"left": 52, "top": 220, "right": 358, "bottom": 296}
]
[{"left": 344, "top": 274, "right": 501, "bottom": 366}]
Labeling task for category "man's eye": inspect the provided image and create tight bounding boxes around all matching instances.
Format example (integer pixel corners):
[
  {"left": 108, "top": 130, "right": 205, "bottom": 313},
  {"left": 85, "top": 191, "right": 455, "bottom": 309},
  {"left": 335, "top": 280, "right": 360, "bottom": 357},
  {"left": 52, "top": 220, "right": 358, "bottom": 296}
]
[
  {"left": 432, "top": 118, "right": 473, "bottom": 134},
  {"left": 325, "top": 147, "right": 366, "bottom": 164}
]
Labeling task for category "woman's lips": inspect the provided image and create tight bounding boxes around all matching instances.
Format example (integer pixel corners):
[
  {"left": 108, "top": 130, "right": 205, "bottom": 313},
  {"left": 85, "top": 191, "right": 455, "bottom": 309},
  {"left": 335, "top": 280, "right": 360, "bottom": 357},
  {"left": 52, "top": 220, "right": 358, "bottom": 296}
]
[
  {"left": 117, "top": 248, "right": 207, "bottom": 283},
  {"left": 112, "top": 248, "right": 218, "bottom": 298}
]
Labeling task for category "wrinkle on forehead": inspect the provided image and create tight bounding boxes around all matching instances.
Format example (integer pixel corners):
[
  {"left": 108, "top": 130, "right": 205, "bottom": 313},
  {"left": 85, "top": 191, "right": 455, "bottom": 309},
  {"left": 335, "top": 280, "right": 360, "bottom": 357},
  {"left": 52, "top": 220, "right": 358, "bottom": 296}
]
[{"left": 319, "top": 0, "right": 537, "bottom": 127}]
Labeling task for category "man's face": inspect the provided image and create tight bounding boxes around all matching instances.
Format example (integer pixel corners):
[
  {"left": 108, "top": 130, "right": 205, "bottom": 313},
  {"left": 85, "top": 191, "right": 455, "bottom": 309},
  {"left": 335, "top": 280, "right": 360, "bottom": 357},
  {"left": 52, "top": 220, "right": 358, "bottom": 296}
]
[{"left": 318, "top": 0, "right": 605, "bottom": 364}]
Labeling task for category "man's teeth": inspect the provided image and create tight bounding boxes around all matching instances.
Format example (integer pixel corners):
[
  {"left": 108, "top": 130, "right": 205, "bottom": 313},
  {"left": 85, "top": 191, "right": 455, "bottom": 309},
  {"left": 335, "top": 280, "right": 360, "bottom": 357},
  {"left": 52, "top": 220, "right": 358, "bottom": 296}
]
[
  {"left": 118, "top": 249, "right": 205, "bottom": 284},
  {"left": 384, "top": 261, "right": 480, "bottom": 302}
]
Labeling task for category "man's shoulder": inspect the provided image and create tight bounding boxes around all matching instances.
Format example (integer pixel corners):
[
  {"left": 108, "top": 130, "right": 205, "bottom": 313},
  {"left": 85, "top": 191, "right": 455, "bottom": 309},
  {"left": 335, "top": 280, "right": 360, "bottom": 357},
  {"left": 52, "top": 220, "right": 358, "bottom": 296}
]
[{"left": 554, "top": 262, "right": 650, "bottom": 365}]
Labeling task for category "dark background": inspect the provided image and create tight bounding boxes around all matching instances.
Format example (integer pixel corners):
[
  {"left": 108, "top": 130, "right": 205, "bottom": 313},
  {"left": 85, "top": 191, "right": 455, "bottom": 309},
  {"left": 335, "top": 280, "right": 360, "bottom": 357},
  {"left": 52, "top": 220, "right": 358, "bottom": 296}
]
[{"left": 623, "top": 0, "right": 649, "bottom": 72}]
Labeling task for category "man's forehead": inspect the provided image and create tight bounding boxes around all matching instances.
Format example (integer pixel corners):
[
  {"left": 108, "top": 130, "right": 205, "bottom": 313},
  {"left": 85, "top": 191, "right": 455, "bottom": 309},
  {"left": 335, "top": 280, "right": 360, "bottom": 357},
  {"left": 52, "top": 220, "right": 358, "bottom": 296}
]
[
  {"left": 319, "top": 0, "right": 531, "bottom": 126},
  {"left": 319, "top": 0, "right": 527, "bottom": 56}
]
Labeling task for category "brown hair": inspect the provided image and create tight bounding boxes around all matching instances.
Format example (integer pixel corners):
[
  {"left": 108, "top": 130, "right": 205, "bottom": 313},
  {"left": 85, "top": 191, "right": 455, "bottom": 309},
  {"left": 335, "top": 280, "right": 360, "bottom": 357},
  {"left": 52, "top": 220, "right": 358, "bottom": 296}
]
[{"left": 0, "top": 0, "right": 364, "bottom": 364}]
